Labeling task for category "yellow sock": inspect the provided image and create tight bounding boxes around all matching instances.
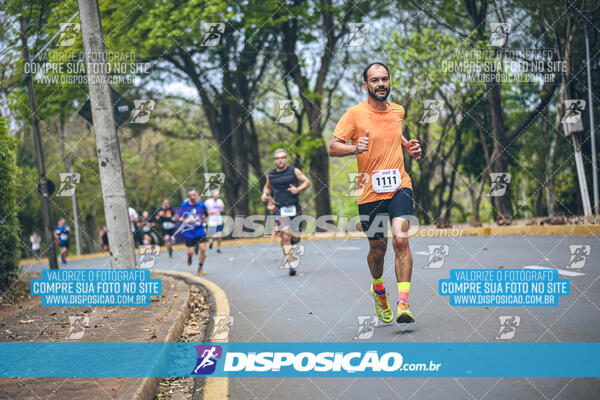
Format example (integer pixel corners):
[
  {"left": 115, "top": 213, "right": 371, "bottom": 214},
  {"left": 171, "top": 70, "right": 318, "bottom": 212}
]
[
  {"left": 373, "top": 276, "right": 385, "bottom": 292},
  {"left": 398, "top": 282, "right": 410, "bottom": 303}
]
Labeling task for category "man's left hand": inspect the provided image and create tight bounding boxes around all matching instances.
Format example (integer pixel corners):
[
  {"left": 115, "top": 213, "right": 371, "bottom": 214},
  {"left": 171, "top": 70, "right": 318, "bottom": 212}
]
[
  {"left": 404, "top": 139, "right": 421, "bottom": 160},
  {"left": 287, "top": 184, "right": 299, "bottom": 195}
]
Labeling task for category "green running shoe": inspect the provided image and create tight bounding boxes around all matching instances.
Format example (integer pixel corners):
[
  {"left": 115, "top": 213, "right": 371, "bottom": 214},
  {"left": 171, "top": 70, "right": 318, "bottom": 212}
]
[{"left": 371, "top": 285, "right": 393, "bottom": 323}]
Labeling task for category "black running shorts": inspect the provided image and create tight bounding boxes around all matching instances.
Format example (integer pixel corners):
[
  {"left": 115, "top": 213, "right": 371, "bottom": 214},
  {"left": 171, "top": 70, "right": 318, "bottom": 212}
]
[
  {"left": 185, "top": 235, "right": 207, "bottom": 248},
  {"left": 357, "top": 188, "right": 413, "bottom": 240}
]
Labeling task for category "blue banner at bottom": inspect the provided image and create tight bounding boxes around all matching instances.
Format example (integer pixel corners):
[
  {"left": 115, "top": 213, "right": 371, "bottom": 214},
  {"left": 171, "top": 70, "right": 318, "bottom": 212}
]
[{"left": 0, "top": 342, "right": 598, "bottom": 378}]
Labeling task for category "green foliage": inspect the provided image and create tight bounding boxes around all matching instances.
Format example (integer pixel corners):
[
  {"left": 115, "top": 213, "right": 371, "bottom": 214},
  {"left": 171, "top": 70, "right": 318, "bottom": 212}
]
[
  {"left": 0, "top": 116, "right": 20, "bottom": 291},
  {"left": 4, "top": 0, "right": 600, "bottom": 241}
]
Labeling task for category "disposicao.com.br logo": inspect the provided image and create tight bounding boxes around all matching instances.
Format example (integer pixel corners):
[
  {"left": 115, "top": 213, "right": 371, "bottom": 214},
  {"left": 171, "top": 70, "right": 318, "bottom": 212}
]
[
  {"left": 204, "top": 350, "right": 441, "bottom": 374},
  {"left": 191, "top": 345, "right": 223, "bottom": 375}
]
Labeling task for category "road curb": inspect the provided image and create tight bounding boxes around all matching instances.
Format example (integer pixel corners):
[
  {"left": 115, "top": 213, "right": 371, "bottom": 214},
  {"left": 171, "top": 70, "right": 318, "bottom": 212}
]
[
  {"left": 456, "top": 224, "right": 600, "bottom": 237},
  {"left": 114, "top": 272, "right": 191, "bottom": 400},
  {"left": 150, "top": 269, "right": 230, "bottom": 400}
]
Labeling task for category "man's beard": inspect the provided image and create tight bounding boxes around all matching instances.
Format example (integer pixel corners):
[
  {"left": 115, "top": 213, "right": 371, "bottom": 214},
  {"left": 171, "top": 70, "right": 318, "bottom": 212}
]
[{"left": 368, "top": 86, "right": 390, "bottom": 102}]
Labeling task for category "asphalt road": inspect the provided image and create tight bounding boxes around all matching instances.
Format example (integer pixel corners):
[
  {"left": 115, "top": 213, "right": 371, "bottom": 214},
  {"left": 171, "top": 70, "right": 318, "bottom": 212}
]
[{"left": 21, "top": 235, "right": 600, "bottom": 400}]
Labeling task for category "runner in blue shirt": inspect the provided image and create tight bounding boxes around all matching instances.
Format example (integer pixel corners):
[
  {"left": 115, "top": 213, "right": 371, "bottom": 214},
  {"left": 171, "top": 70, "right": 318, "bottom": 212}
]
[
  {"left": 54, "top": 218, "right": 71, "bottom": 264},
  {"left": 176, "top": 187, "right": 208, "bottom": 274}
]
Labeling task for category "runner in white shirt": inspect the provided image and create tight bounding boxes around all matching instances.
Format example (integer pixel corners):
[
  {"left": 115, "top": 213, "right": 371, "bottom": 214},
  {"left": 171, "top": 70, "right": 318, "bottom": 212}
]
[
  {"left": 129, "top": 207, "right": 139, "bottom": 246},
  {"left": 30, "top": 231, "right": 41, "bottom": 259},
  {"left": 204, "top": 190, "right": 225, "bottom": 253}
]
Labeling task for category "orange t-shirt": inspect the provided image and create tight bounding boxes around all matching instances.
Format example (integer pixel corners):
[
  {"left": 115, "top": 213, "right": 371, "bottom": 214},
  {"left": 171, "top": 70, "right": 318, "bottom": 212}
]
[{"left": 333, "top": 100, "right": 412, "bottom": 204}]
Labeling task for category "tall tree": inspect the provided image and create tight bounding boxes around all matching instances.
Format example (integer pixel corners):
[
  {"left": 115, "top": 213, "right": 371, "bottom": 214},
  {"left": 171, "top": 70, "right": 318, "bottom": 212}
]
[
  {"left": 387, "top": 27, "right": 476, "bottom": 226},
  {"left": 403, "top": 0, "right": 557, "bottom": 221},
  {"left": 100, "top": 0, "right": 281, "bottom": 215},
  {"left": 522, "top": 0, "right": 599, "bottom": 217},
  {"left": 278, "top": 0, "right": 373, "bottom": 216}
]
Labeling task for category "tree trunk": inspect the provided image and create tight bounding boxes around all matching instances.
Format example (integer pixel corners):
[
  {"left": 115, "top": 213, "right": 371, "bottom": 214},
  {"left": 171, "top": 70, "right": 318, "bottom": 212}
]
[
  {"left": 216, "top": 99, "right": 250, "bottom": 217},
  {"left": 468, "top": 184, "right": 483, "bottom": 227},
  {"left": 58, "top": 117, "right": 83, "bottom": 254},
  {"left": 83, "top": 212, "right": 100, "bottom": 252},
  {"left": 440, "top": 143, "right": 463, "bottom": 225},
  {"left": 533, "top": 184, "right": 544, "bottom": 217},
  {"left": 412, "top": 124, "right": 433, "bottom": 225},
  {"left": 247, "top": 117, "right": 266, "bottom": 194},
  {"left": 545, "top": 110, "right": 559, "bottom": 216},
  {"left": 308, "top": 143, "right": 331, "bottom": 216},
  {"left": 486, "top": 81, "right": 513, "bottom": 220}
]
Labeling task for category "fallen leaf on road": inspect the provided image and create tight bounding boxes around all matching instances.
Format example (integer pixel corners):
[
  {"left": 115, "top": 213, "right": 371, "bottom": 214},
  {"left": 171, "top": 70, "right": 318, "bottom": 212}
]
[{"left": 18, "top": 319, "right": 35, "bottom": 324}]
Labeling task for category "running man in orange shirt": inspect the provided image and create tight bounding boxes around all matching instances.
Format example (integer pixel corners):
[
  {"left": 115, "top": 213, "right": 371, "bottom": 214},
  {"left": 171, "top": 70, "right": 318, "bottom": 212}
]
[{"left": 328, "top": 62, "right": 421, "bottom": 324}]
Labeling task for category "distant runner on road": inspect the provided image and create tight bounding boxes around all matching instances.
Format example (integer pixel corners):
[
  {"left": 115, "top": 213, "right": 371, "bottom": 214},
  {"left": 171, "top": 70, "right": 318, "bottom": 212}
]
[
  {"left": 205, "top": 190, "right": 225, "bottom": 253},
  {"left": 155, "top": 198, "right": 176, "bottom": 257},
  {"left": 176, "top": 188, "right": 208, "bottom": 275},
  {"left": 261, "top": 149, "right": 311, "bottom": 276},
  {"left": 54, "top": 218, "right": 71, "bottom": 265}
]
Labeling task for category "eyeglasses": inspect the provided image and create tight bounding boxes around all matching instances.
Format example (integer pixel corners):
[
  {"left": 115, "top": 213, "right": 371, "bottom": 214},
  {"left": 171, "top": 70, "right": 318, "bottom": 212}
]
[{"left": 274, "top": 156, "right": 287, "bottom": 160}]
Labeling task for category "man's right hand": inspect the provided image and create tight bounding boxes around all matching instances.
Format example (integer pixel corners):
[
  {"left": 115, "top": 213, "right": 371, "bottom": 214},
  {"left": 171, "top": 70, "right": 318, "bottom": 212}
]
[{"left": 356, "top": 130, "right": 369, "bottom": 154}]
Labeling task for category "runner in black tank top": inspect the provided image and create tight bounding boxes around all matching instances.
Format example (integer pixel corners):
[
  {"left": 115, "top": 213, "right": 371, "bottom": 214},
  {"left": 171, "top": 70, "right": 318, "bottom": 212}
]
[
  {"left": 268, "top": 164, "right": 299, "bottom": 207},
  {"left": 261, "top": 149, "right": 311, "bottom": 276},
  {"left": 155, "top": 198, "right": 176, "bottom": 258}
]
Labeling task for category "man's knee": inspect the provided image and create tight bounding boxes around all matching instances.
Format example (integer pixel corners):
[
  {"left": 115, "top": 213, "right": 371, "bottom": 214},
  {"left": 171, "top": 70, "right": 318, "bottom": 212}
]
[
  {"left": 369, "top": 240, "right": 387, "bottom": 262},
  {"left": 392, "top": 236, "right": 409, "bottom": 253}
]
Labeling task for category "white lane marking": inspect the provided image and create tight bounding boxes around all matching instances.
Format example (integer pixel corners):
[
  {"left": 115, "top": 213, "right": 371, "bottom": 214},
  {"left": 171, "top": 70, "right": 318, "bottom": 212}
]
[
  {"left": 414, "top": 251, "right": 429, "bottom": 256},
  {"left": 335, "top": 247, "right": 362, "bottom": 251},
  {"left": 524, "top": 265, "right": 585, "bottom": 277}
]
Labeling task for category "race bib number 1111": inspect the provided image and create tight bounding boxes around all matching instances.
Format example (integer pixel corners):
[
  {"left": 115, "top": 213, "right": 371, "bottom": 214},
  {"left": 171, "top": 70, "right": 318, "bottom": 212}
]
[{"left": 372, "top": 169, "right": 401, "bottom": 193}]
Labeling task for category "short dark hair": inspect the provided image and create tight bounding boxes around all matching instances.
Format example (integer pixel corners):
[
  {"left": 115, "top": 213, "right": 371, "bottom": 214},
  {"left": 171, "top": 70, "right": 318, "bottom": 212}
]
[
  {"left": 363, "top": 62, "right": 390, "bottom": 82},
  {"left": 273, "top": 148, "right": 287, "bottom": 157},
  {"left": 186, "top": 187, "right": 197, "bottom": 193}
]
